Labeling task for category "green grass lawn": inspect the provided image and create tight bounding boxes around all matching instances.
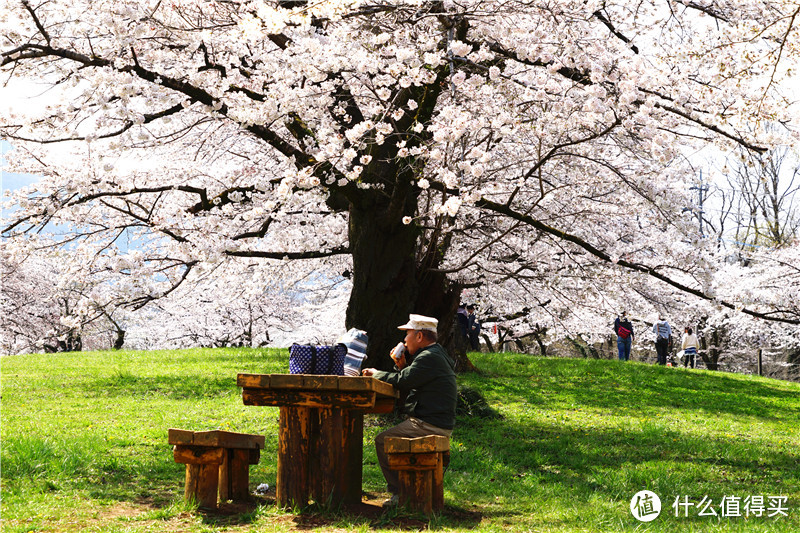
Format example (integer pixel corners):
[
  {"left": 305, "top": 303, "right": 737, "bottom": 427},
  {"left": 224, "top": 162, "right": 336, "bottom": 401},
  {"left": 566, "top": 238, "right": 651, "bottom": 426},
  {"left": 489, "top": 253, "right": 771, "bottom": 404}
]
[{"left": 1, "top": 348, "right": 798, "bottom": 532}]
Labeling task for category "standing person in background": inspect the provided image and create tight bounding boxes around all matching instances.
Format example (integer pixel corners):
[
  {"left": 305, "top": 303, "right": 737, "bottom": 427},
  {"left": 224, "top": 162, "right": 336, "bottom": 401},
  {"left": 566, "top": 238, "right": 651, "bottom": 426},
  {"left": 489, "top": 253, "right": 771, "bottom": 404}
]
[
  {"left": 681, "top": 326, "right": 699, "bottom": 368},
  {"left": 653, "top": 315, "right": 672, "bottom": 365},
  {"left": 466, "top": 304, "right": 481, "bottom": 351},
  {"left": 456, "top": 305, "right": 469, "bottom": 346},
  {"left": 614, "top": 312, "right": 635, "bottom": 361}
]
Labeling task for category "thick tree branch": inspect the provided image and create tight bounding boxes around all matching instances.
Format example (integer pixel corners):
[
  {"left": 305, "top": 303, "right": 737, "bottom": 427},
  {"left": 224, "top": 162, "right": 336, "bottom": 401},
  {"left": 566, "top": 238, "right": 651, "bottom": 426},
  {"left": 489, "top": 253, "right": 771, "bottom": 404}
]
[
  {"left": 675, "top": 1, "right": 731, "bottom": 23},
  {"left": 127, "top": 260, "right": 198, "bottom": 309},
  {"left": 224, "top": 247, "right": 350, "bottom": 259},
  {"left": 1, "top": 101, "right": 188, "bottom": 144},
  {"left": 21, "top": 0, "right": 50, "bottom": 45},
  {"left": 482, "top": 41, "right": 768, "bottom": 154}
]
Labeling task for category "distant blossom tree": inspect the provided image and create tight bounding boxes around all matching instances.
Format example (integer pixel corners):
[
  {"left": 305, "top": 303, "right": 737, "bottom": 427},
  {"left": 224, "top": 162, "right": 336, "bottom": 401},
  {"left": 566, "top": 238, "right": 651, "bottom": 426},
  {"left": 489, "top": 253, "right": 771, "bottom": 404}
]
[
  {"left": 2, "top": 0, "right": 799, "bottom": 365},
  {"left": 1, "top": 242, "right": 128, "bottom": 353},
  {"left": 133, "top": 258, "right": 351, "bottom": 349}
]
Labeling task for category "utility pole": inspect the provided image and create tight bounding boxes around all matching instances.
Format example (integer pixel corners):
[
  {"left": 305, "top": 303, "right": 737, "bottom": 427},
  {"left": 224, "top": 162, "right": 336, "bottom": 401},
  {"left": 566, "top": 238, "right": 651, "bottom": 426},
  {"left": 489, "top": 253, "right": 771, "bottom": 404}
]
[{"left": 689, "top": 169, "right": 710, "bottom": 238}]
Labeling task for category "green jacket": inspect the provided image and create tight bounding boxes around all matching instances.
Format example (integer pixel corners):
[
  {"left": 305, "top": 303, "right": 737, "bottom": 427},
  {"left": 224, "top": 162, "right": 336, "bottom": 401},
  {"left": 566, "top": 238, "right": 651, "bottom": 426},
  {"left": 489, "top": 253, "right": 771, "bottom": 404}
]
[{"left": 373, "top": 343, "right": 457, "bottom": 430}]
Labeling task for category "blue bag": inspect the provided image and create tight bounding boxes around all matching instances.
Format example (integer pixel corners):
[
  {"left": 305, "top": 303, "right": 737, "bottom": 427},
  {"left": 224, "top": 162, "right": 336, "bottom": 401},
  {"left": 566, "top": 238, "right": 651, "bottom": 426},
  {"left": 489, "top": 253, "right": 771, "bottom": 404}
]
[{"left": 289, "top": 344, "right": 347, "bottom": 375}]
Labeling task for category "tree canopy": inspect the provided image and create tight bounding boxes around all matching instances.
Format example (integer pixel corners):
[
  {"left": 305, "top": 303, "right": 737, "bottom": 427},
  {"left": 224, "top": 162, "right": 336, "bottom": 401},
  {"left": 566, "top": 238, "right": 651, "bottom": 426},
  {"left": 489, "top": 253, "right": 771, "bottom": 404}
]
[{"left": 2, "top": 0, "right": 799, "bottom": 362}]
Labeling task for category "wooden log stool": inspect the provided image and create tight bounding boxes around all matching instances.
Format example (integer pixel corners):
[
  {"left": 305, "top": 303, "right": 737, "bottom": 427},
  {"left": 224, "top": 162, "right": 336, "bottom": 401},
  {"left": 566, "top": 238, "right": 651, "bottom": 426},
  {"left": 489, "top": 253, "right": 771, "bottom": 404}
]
[
  {"left": 384, "top": 435, "right": 450, "bottom": 515},
  {"left": 168, "top": 428, "right": 265, "bottom": 509}
]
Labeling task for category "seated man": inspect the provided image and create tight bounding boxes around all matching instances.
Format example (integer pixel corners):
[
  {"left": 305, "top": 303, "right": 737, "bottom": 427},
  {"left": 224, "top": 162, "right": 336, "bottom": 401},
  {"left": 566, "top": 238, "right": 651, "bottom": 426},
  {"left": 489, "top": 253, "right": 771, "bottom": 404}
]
[{"left": 362, "top": 314, "right": 457, "bottom": 507}]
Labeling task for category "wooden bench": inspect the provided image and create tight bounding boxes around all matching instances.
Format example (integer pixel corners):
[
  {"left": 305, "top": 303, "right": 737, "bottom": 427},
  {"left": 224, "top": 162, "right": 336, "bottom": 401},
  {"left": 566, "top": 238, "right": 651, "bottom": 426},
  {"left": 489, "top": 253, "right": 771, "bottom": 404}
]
[
  {"left": 168, "top": 429, "right": 265, "bottom": 509},
  {"left": 384, "top": 435, "right": 450, "bottom": 515}
]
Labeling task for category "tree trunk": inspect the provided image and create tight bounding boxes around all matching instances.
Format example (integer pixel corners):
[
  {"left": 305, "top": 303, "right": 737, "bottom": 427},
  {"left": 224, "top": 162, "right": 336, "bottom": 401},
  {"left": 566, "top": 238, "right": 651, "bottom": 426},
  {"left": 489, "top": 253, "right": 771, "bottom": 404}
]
[
  {"left": 345, "top": 196, "right": 475, "bottom": 372},
  {"left": 346, "top": 200, "right": 420, "bottom": 370},
  {"left": 481, "top": 333, "right": 495, "bottom": 353},
  {"left": 533, "top": 331, "right": 546, "bottom": 356},
  {"left": 757, "top": 348, "right": 763, "bottom": 376},
  {"left": 113, "top": 328, "right": 125, "bottom": 350},
  {"left": 699, "top": 325, "right": 721, "bottom": 371},
  {"left": 59, "top": 331, "right": 82, "bottom": 352},
  {"left": 787, "top": 348, "right": 800, "bottom": 382}
]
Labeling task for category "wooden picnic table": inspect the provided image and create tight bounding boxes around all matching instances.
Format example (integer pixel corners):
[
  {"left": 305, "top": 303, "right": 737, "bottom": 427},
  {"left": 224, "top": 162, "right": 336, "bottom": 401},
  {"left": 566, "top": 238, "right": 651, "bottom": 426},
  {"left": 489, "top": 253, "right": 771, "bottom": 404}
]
[{"left": 237, "top": 373, "right": 398, "bottom": 507}]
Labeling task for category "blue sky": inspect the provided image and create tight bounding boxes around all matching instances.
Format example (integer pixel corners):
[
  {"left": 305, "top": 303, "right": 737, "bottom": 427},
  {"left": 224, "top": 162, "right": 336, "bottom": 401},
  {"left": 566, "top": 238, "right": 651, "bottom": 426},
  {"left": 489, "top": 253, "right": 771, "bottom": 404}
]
[
  {"left": 1, "top": 141, "right": 39, "bottom": 188},
  {"left": 1, "top": 140, "right": 41, "bottom": 219}
]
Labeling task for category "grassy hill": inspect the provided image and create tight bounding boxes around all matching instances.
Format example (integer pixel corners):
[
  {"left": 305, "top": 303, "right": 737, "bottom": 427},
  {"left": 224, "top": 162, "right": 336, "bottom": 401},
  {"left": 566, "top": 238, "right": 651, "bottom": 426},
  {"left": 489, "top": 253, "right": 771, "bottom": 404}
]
[{"left": 1, "top": 348, "right": 798, "bottom": 532}]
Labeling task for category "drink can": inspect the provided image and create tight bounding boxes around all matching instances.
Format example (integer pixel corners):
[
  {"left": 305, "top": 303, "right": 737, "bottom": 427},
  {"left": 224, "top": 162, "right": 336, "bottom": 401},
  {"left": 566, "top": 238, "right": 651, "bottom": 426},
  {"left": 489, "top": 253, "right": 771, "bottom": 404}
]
[{"left": 390, "top": 342, "right": 405, "bottom": 364}]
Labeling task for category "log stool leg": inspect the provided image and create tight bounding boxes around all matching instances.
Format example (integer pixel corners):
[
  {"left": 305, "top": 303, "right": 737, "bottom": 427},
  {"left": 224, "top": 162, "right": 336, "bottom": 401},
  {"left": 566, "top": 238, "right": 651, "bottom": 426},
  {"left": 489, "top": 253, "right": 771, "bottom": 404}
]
[
  {"left": 432, "top": 450, "right": 445, "bottom": 511},
  {"left": 219, "top": 448, "right": 253, "bottom": 502},
  {"left": 387, "top": 452, "right": 439, "bottom": 514},
  {"left": 169, "top": 429, "right": 265, "bottom": 509},
  {"left": 174, "top": 445, "right": 224, "bottom": 509},
  {"left": 417, "top": 470, "right": 434, "bottom": 515},
  {"left": 186, "top": 463, "right": 220, "bottom": 509}
]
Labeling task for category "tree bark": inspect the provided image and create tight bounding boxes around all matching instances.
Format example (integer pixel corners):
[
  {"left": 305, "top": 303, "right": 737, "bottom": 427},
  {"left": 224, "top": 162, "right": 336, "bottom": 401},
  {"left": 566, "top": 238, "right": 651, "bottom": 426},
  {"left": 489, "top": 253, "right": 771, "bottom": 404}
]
[
  {"left": 345, "top": 195, "right": 419, "bottom": 370},
  {"left": 113, "top": 328, "right": 125, "bottom": 350},
  {"left": 345, "top": 191, "right": 474, "bottom": 371}
]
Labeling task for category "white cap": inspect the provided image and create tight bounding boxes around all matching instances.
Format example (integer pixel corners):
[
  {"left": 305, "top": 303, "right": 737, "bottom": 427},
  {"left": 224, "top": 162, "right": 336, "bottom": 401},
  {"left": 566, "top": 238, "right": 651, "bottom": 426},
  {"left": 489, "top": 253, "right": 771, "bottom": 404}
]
[{"left": 397, "top": 314, "right": 438, "bottom": 332}]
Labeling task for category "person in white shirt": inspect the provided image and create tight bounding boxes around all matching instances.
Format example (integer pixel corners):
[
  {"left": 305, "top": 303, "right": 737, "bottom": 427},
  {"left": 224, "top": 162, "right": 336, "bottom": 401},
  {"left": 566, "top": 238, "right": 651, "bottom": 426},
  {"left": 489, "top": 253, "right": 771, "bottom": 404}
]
[{"left": 680, "top": 326, "right": 699, "bottom": 368}]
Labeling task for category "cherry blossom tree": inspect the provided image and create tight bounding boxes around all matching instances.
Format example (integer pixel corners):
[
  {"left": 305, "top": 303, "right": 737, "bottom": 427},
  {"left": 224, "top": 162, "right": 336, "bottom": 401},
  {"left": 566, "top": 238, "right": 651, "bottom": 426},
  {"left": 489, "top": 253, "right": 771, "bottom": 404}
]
[
  {"left": 127, "top": 257, "right": 351, "bottom": 349},
  {"left": 0, "top": 241, "right": 128, "bottom": 353},
  {"left": 2, "top": 0, "right": 799, "bottom": 366}
]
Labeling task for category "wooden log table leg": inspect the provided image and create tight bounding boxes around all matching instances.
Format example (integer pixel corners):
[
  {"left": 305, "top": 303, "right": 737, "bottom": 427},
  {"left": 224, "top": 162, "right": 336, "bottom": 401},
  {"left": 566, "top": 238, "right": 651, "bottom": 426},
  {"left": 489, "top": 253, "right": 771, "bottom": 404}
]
[
  {"left": 344, "top": 410, "right": 364, "bottom": 504},
  {"left": 309, "top": 408, "right": 363, "bottom": 506},
  {"left": 277, "top": 406, "right": 311, "bottom": 508},
  {"left": 312, "top": 407, "right": 342, "bottom": 504}
]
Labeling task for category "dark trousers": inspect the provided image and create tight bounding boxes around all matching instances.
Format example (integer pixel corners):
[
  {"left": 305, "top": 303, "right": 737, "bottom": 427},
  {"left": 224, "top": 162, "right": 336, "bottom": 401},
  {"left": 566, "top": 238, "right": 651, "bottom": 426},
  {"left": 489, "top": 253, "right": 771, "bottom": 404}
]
[
  {"left": 468, "top": 330, "right": 480, "bottom": 350},
  {"left": 655, "top": 337, "right": 669, "bottom": 365}
]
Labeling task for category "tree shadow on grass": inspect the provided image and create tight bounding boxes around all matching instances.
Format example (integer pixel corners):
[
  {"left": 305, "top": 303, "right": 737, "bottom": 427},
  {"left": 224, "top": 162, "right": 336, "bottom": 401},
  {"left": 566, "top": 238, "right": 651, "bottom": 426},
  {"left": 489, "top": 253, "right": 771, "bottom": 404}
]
[
  {"left": 471, "top": 359, "right": 800, "bottom": 421},
  {"left": 447, "top": 373, "right": 800, "bottom": 527},
  {"left": 446, "top": 423, "right": 799, "bottom": 531}
]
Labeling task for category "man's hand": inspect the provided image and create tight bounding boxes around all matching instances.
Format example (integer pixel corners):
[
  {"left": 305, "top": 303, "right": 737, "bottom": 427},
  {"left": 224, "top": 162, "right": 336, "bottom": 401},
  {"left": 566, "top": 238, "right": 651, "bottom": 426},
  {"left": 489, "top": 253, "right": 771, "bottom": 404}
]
[{"left": 362, "top": 368, "right": 377, "bottom": 376}]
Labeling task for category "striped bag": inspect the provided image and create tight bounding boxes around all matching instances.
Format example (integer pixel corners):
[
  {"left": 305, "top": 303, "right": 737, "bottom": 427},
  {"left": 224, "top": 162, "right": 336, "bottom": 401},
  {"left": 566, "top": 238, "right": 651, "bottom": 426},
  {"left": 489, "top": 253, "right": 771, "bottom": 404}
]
[{"left": 337, "top": 328, "right": 369, "bottom": 376}]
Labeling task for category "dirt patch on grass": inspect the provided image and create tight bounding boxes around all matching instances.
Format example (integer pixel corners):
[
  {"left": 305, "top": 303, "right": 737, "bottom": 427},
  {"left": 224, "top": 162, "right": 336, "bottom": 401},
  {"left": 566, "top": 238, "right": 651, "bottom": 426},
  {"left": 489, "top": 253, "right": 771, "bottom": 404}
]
[{"left": 12, "top": 493, "right": 482, "bottom": 532}]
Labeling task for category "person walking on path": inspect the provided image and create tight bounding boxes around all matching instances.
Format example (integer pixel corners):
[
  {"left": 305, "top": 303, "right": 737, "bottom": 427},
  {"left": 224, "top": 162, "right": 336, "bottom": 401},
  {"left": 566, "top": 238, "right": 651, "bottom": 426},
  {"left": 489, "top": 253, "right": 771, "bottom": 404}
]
[
  {"left": 362, "top": 314, "right": 457, "bottom": 507},
  {"left": 680, "top": 326, "right": 699, "bottom": 368},
  {"left": 614, "top": 312, "right": 634, "bottom": 361},
  {"left": 653, "top": 316, "right": 672, "bottom": 365}
]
